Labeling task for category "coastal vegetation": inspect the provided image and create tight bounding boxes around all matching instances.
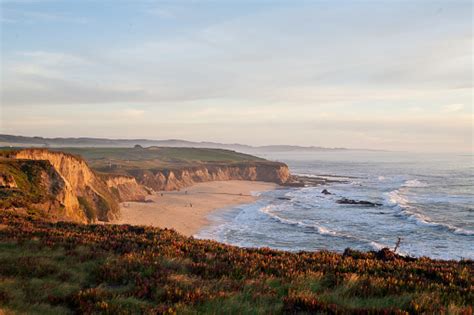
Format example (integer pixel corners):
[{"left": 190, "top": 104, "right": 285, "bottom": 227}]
[
  {"left": 45, "top": 147, "right": 267, "bottom": 171},
  {"left": 0, "top": 159, "right": 61, "bottom": 211},
  {"left": 0, "top": 211, "right": 472, "bottom": 314}
]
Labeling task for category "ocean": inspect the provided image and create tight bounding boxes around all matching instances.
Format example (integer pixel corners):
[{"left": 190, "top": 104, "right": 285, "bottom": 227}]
[{"left": 196, "top": 150, "right": 473, "bottom": 260}]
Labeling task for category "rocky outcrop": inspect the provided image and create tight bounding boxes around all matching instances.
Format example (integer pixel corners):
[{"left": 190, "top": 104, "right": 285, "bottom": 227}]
[
  {"left": 283, "top": 175, "right": 350, "bottom": 188},
  {"left": 336, "top": 198, "right": 382, "bottom": 207},
  {"left": 4, "top": 149, "right": 121, "bottom": 223},
  {"left": 127, "top": 162, "right": 291, "bottom": 191},
  {"left": 103, "top": 174, "right": 148, "bottom": 202},
  {"left": 0, "top": 174, "right": 17, "bottom": 188}
]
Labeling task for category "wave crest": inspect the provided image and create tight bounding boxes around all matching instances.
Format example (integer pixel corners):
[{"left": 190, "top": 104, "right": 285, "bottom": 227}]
[
  {"left": 259, "top": 206, "right": 391, "bottom": 249},
  {"left": 402, "top": 179, "right": 428, "bottom": 188},
  {"left": 386, "top": 189, "right": 474, "bottom": 236},
  {"left": 260, "top": 205, "right": 338, "bottom": 236}
]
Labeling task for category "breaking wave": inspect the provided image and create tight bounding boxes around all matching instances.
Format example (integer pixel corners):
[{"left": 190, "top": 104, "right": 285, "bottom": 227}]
[
  {"left": 259, "top": 205, "right": 388, "bottom": 250},
  {"left": 402, "top": 179, "right": 428, "bottom": 188},
  {"left": 386, "top": 188, "right": 474, "bottom": 236},
  {"left": 260, "top": 205, "right": 338, "bottom": 236}
]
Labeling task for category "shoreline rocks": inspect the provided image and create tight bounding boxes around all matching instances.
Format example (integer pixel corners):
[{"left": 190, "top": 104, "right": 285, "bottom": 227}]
[{"left": 336, "top": 198, "right": 382, "bottom": 207}]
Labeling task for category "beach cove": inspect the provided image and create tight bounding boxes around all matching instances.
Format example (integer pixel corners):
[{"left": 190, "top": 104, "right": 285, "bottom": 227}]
[{"left": 113, "top": 180, "right": 278, "bottom": 236}]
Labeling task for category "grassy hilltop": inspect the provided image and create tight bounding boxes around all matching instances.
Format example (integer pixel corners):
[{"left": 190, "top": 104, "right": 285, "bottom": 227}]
[
  {"left": 0, "top": 211, "right": 472, "bottom": 314},
  {"left": 48, "top": 147, "right": 266, "bottom": 171},
  {"left": 1, "top": 146, "right": 266, "bottom": 168}
]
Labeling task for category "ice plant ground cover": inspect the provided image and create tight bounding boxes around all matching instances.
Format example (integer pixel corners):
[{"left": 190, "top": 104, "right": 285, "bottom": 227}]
[{"left": 0, "top": 211, "right": 472, "bottom": 314}]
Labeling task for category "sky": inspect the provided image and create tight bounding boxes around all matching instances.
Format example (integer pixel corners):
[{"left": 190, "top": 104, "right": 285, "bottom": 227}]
[{"left": 0, "top": 0, "right": 472, "bottom": 152}]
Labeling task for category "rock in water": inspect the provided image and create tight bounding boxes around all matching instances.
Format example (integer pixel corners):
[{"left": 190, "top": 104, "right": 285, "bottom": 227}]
[{"left": 336, "top": 198, "right": 382, "bottom": 207}]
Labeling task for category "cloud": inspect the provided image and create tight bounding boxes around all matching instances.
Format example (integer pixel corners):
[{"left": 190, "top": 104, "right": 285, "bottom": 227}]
[
  {"left": 1, "top": 7, "right": 88, "bottom": 24},
  {"left": 2, "top": 1, "right": 472, "bottom": 106},
  {"left": 1, "top": 1, "right": 472, "bottom": 152},
  {"left": 442, "top": 104, "right": 465, "bottom": 113},
  {"left": 145, "top": 7, "right": 175, "bottom": 19},
  {"left": 1, "top": 51, "right": 149, "bottom": 105},
  {"left": 121, "top": 109, "right": 145, "bottom": 118},
  {"left": 408, "top": 106, "right": 423, "bottom": 113}
]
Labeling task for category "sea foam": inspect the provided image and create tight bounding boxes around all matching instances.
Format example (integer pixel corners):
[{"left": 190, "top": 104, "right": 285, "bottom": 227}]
[{"left": 386, "top": 188, "right": 474, "bottom": 236}]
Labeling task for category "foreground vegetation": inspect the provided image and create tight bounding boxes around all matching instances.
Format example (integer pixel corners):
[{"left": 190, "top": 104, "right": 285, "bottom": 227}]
[{"left": 0, "top": 211, "right": 472, "bottom": 314}]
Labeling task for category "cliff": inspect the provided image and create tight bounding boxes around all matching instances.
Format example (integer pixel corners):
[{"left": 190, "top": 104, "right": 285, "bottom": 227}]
[
  {"left": 0, "top": 149, "right": 134, "bottom": 223},
  {"left": 101, "top": 174, "right": 149, "bottom": 202},
  {"left": 0, "top": 158, "right": 86, "bottom": 222},
  {"left": 126, "top": 162, "right": 291, "bottom": 191},
  {"left": 0, "top": 147, "right": 292, "bottom": 222}
]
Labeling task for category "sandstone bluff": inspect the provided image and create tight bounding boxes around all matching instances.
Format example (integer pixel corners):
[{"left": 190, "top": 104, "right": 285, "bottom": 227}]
[{"left": 0, "top": 148, "right": 292, "bottom": 223}]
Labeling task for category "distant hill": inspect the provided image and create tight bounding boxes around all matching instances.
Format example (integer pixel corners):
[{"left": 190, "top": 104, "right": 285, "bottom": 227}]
[{"left": 0, "top": 134, "right": 353, "bottom": 153}]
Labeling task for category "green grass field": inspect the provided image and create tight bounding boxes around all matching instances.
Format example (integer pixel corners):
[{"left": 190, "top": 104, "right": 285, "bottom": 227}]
[
  {"left": 1, "top": 146, "right": 268, "bottom": 175},
  {"left": 51, "top": 147, "right": 264, "bottom": 163}
]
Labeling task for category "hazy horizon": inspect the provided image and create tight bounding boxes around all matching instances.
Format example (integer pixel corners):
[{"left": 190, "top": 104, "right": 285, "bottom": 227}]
[{"left": 1, "top": 0, "right": 472, "bottom": 153}]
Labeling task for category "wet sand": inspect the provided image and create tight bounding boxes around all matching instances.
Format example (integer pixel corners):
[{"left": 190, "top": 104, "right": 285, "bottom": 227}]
[{"left": 113, "top": 180, "right": 278, "bottom": 236}]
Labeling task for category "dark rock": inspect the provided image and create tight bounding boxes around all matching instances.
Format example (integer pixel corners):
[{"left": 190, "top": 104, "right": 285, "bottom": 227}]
[
  {"left": 293, "top": 175, "right": 349, "bottom": 187},
  {"left": 374, "top": 248, "right": 398, "bottom": 261},
  {"left": 336, "top": 198, "right": 382, "bottom": 207},
  {"left": 282, "top": 175, "right": 350, "bottom": 188},
  {"left": 370, "top": 247, "right": 416, "bottom": 262},
  {"left": 321, "top": 189, "right": 332, "bottom": 195},
  {"left": 282, "top": 181, "right": 305, "bottom": 187}
]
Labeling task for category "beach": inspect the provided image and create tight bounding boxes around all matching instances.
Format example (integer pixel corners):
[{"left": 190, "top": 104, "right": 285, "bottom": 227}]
[{"left": 113, "top": 180, "right": 278, "bottom": 236}]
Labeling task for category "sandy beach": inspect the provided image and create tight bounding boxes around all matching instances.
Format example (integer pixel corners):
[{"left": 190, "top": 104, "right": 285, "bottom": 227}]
[{"left": 114, "top": 180, "right": 278, "bottom": 236}]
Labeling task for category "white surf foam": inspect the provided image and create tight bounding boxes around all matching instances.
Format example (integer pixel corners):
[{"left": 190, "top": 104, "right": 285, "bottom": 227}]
[
  {"left": 402, "top": 179, "right": 428, "bottom": 188},
  {"left": 260, "top": 205, "right": 338, "bottom": 236},
  {"left": 369, "top": 241, "right": 386, "bottom": 251},
  {"left": 259, "top": 205, "right": 392, "bottom": 249},
  {"left": 386, "top": 189, "right": 474, "bottom": 236}
]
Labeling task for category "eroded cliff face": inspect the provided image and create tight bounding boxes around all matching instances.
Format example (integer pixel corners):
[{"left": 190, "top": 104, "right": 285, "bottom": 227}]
[
  {"left": 0, "top": 158, "right": 86, "bottom": 222},
  {"left": 130, "top": 162, "right": 291, "bottom": 191},
  {"left": 8, "top": 149, "right": 121, "bottom": 223},
  {"left": 1, "top": 148, "right": 293, "bottom": 223},
  {"left": 0, "top": 174, "right": 18, "bottom": 188},
  {"left": 103, "top": 174, "right": 148, "bottom": 202}
]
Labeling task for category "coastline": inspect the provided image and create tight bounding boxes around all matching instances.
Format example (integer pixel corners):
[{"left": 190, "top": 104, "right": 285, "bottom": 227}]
[{"left": 113, "top": 180, "right": 278, "bottom": 236}]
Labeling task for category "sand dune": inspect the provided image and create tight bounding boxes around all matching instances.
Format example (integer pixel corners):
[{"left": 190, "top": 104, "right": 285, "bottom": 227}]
[{"left": 113, "top": 180, "right": 278, "bottom": 236}]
